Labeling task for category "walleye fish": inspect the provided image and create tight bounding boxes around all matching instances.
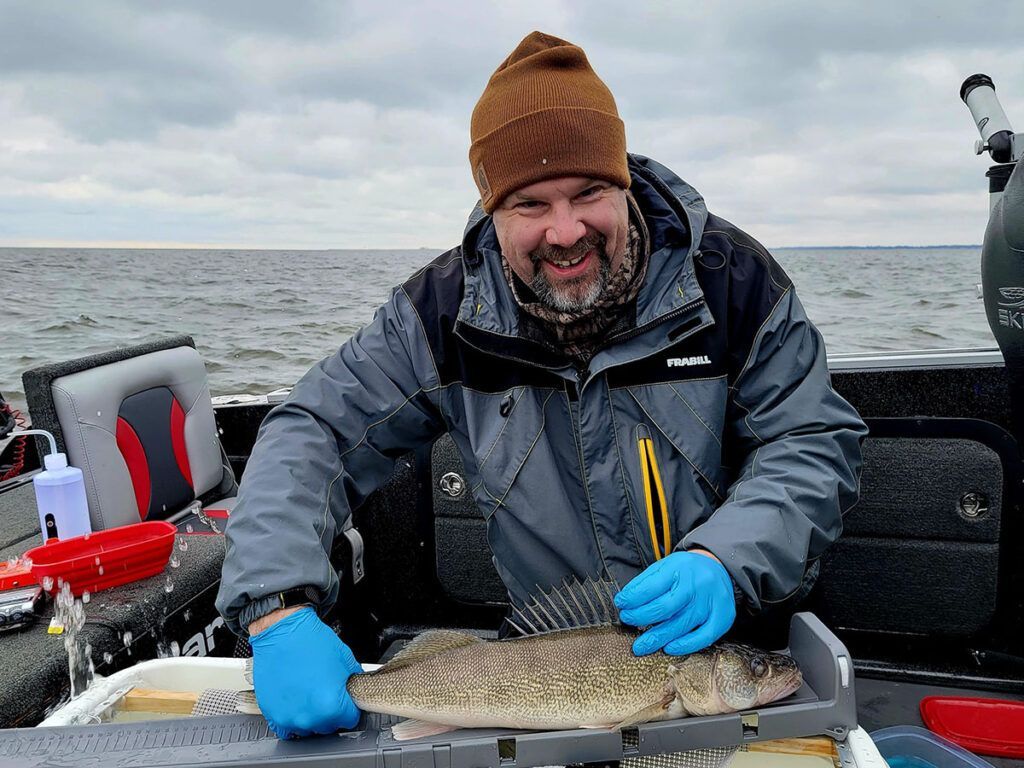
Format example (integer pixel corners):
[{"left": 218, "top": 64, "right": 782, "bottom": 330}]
[{"left": 243, "top": 581, "right": 802, "bottom": 741}]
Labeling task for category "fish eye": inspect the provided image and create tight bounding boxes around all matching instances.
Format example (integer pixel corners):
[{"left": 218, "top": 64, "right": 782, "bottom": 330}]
[{"left": 750, "top": 659, "right": 768, "bottom": 678}]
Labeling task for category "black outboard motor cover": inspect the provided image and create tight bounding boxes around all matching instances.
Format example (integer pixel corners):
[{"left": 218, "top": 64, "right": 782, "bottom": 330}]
[{"left": 982, "top": 159, "right": 1024, "bottom": 441}]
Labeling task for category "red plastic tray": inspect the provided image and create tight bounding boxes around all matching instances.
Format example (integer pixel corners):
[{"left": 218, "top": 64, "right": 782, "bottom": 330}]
[
  {"left": 920, "top": 695, "right": 1024, "bottom": 758},
  {"left": 0, "top": 558, "right": 35, "bottom": 591},
  {"left": 24, "top": 521, "right": 177, "bottom": 597}
]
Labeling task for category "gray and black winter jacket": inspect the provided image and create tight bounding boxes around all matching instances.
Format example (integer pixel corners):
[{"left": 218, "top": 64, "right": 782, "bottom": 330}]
[{"left": 217, "top": 154, "right": 867, "bottom": 635}]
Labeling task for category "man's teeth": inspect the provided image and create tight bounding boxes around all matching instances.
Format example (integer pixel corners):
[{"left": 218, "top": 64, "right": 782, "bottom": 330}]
[{"left": 550, "top": 253, "right": 587, "bottom": 268}]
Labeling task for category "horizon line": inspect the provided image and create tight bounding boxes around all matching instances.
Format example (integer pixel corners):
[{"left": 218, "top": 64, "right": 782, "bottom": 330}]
[{"left": 0, "top": 242, "right": 984, "bottom": 252}]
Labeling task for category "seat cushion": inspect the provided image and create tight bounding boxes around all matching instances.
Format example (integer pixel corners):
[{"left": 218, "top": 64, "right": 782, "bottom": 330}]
[{"left": 50, "top": 346, "right": 222, "bottom": 530}]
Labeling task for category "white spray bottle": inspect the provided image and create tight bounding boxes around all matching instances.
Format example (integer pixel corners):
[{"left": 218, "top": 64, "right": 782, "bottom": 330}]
[{"left": 17, "top": 429, "right": 92, "bottom": 542}]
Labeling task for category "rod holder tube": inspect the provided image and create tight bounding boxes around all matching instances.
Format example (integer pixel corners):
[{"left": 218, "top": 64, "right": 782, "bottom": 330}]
[{"left": 962, "top": 74, "right": 1015, "bottom": 163}]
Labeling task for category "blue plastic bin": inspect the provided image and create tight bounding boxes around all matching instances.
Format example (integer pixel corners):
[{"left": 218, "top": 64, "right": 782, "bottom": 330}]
[{"left": 871, "top": 726, "right": 997, "bottom": 768}]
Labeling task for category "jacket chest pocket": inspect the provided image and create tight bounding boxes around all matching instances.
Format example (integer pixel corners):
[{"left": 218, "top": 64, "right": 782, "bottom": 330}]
[
  {"left": 627, "top": 377, "right": 728, "bottom": 499},
  {"left": 458, "top": 387, "right": 554, "bottom": 510},
  {"left": 613, "top": 377, "right": 729, "bottom": 561}
]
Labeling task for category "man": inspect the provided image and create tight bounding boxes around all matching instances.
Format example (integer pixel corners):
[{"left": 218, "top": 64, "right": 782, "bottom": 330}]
[{"left": 216, "top": 31, "right": 866, "bottom": 739}]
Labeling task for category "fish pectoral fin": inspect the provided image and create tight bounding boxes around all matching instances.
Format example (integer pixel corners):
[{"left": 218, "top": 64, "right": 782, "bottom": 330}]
[
  {"left": 613, "top": 691, "right": 679, "bottom": 729},
  {"left": 390, "top": 719, "right": 459, "bottom": 741},
  {"left": 380, "top": 630, "right": 484, "bottom": 672}
]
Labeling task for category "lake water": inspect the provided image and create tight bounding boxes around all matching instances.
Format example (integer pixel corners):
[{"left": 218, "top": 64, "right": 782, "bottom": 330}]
[{"left": 1, "top": 246, "right": 993, "bottom": 415}]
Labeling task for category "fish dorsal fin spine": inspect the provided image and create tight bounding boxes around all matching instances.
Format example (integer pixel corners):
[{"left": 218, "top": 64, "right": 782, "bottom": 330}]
[
  {"left": 508, "top": 577, "right": 621, "bottom": 637},
  {"left": 379, "top": 630, "right": 483, "bottom": 672}
]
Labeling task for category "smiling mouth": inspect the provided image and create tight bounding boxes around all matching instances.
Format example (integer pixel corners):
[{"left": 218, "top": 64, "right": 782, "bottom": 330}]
[
  {"left": 548, "top": 251, "right": 589, "bottom": 268},
  {"left": 541, "top": 249, "right": 594, "bottom": 276}
]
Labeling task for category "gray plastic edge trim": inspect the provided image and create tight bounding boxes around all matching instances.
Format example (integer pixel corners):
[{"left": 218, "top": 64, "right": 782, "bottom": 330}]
[{"left": 827, "top": 347, "right": 1002, "bottom": 370}]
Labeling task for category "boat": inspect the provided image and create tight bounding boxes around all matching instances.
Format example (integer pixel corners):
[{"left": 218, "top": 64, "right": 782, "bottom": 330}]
[{"left": 0, "top": 74, "right": 1021, "bottom": 766}]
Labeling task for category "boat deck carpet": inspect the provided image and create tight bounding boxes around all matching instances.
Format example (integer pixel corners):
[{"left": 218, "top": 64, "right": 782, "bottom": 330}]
[{"left": 0, "top": 477, "right": 228, "bottom": 728}]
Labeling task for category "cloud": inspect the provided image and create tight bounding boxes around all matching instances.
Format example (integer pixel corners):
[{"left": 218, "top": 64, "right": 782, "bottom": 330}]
[{"left": 1, "top": 0, "right": 1023, "bottom": 248}]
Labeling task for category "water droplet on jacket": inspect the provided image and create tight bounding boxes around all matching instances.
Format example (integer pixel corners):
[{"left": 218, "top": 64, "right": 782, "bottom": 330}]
[
  {"left": 82, "top": 591, "right": 90, "bottom": 604},
  {"left": 179, "top": 538, "right": 189, "bottom": 552},
  {"left": 41, "top": 576, "right": 54, "bottom": 591},
  {"left": 185, "top": 524, "right": 194, "bottom": 534},
  {"left": 98, "top": 565, "right": 104, "bottom": 576},
  {"left": 170, "top": 641, "right": 180, "bottom": 656},
  {"left": 164, "top": 577, "right": 174, "bottom": 594},
  {"left": 170, "top": 555, "right": 179, "bottom": 569},
  {"left": 123, "top": 631, "right": 132, "bottom": 647},
  {"left": 102, "top": 652, "right": 113, "bottom": 664}
]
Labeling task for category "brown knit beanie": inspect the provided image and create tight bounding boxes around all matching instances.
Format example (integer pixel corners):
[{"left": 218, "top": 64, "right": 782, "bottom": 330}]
[{"left": 470, "top": 31, "right": 630, "bottom": 214}]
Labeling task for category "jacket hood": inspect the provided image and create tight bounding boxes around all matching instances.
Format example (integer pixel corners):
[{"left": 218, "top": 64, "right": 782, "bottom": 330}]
[{"left": 458, "top": 153, "right": 710, "bottom": 341}]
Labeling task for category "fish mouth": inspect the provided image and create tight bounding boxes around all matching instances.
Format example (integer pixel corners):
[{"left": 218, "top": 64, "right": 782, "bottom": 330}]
[
  {"left": 774, "top": 670, "right": 804, "bottom": 700},
  {"left": 760, "top": 666, "right": 803, "bottom": 705}
]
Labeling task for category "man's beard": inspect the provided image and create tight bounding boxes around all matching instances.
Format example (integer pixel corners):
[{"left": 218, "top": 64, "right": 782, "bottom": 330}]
[{"left": 529, "top": 232, "right": 611, "bottom": 312}]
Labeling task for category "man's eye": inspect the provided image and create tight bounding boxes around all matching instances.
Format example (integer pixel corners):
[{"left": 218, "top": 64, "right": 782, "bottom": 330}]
[
  {"left": 517, "top": 201, "right": 542, "bottom": 209},
  {"left": 578, "top": 186, "right": 602, "bottom": 199}
]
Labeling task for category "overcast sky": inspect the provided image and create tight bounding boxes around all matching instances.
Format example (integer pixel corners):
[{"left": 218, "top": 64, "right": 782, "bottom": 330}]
[{"left": 2, "top": 1, "right": 1022, "bottom": 249}]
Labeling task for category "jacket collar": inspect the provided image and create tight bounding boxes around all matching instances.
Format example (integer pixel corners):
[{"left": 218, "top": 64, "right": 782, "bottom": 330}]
[{"left": 456, "top": 154, "right": 711, "bottom": 366}]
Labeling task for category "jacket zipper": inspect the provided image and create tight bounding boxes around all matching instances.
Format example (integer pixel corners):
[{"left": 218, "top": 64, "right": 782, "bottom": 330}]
[
  {"left": 571, "top": 297, "right": 708, "bottom": 395},
  {"left": 636, "top": 424, "right": 671, "bottom": 560},
  {"left": 600, "top": 297, "right": 704, "bottom": 351},
  {"left": 454, "top": 325, "right": 571, "bottom": 376}
]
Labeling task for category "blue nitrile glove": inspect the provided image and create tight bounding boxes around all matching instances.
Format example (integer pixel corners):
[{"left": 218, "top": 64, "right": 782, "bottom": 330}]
[
  {"left": 248, "top": 606, "right": 363, "bottom": 739},
  {"left": 614, "top": 551, "right": 737, "bottom": 656}
]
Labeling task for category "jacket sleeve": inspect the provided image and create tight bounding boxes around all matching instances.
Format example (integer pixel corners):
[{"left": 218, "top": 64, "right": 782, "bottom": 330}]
[
  {"left": 682, "top": 276, "right": 867, "bottom": 612},
  {"left": 216, "top": 286, "right": 446, "bottom": 635}
]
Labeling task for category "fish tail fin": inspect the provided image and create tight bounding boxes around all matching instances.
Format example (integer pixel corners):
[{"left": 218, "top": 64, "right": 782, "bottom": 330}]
[{"left": 236, "top": 689, "right": 261, "bottom": 715}]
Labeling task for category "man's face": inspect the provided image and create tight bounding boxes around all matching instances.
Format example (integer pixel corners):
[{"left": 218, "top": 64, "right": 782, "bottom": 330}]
[{"left": 492, "top": 176, "right": 629, "bottom": 312}]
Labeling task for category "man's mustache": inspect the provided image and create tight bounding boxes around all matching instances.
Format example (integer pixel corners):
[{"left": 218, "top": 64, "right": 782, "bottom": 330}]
[{"left": 530, "top": 233, "right": 607, "bottom": 265}]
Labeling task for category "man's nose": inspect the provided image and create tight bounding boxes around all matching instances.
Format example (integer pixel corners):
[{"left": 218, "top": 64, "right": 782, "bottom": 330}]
[{"left": 545, "top": 204, "right": 586, "bottom": 248}]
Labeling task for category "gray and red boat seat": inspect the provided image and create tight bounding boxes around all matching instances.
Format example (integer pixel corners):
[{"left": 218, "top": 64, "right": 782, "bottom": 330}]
[{"left": 22, "top": 336, "right": 237, "bottom": 533}]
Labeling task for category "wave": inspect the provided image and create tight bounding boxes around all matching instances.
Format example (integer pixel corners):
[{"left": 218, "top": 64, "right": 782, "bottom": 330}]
[
  {"left": 910, "top": 326, "right": 948, "bottom": 339},
  {"left": 38, "top": 314, "right": 101, "bottom": 332},
  {"left": 227, "top": 348, "right": 289, "bottom": 362}
]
